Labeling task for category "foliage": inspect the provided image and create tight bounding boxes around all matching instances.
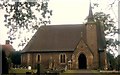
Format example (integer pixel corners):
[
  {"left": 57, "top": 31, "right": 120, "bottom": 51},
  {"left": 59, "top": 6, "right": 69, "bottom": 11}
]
[
  {"left": 92, "top": 0, "right": 119, "bottom": 56},
  {"left": 94, "top": 12, "right": 119, "bottom": 55},
  {"left": 107, "top": 53, "right": 120, "bottom": 70},
  {"left": 115, "top": 55, "right": 120, "bottom": 70},
  {"left": 107, "top": 52, "right": 116, "bottom": 70},
  {"left": 2, "top": 50, "right": 9, "bottom": 74},
  {"left": 10, "top": 51, "right": 21, "bottom": 65},
  {"left": 0, "top": 0, "right": 52, "bottom": 47}
]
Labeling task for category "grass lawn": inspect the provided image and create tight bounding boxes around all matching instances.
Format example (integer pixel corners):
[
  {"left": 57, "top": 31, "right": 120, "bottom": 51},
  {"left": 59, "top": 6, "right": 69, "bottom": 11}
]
[
  {"left": 9, "top": 68, "right": 37, "bottom": 74},
  {"left": 62, "top": 70, "right": 100, "bottom": 73},
  {"left": 9, "top": 68, "right": 120, "bottom": 75},
  {"left": 60, "top": 70, "right": 119, "bottom": 75}
]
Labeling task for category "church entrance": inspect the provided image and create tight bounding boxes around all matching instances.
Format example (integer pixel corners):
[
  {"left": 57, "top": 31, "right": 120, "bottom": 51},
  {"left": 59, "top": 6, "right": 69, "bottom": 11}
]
[{"left": 78, "top": 54, "right": 87, "bottom": 69}]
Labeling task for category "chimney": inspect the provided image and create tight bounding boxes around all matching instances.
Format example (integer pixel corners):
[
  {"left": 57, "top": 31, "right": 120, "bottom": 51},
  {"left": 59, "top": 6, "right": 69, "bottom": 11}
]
[{"left": 6, "top": 40, "right": 10, "bottom": 44}]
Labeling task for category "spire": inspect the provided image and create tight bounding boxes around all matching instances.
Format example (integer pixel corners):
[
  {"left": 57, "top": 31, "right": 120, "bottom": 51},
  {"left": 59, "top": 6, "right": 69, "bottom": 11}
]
[{"left": 87, "top": 1, "right": 94, "bottom": 22}]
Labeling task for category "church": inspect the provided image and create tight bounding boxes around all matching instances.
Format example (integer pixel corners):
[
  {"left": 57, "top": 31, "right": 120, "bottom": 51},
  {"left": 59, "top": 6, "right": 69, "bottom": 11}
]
[{"left": 21, "top": 3, "right": 107, "bottom": 70}]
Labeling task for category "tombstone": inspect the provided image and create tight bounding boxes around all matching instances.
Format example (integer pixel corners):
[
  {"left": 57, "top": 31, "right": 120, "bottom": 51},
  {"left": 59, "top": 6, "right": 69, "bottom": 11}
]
[
  {"left": 28, "top": 65, "right": 31, "bottom": 70},
  {"left": 65, "top": 65, "right": 67, "bottom": 71}
]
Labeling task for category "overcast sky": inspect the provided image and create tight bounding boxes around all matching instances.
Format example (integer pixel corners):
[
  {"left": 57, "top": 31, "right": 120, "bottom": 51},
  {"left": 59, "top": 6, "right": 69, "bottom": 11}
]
[{"left": 0, "top": 0, "right": 118, "bottom": 55}]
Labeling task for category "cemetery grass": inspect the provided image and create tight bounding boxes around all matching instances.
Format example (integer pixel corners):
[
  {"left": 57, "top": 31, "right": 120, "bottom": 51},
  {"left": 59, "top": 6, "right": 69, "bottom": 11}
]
[{"left": 9, "top": 68, "right": 37, "bottom": 74}]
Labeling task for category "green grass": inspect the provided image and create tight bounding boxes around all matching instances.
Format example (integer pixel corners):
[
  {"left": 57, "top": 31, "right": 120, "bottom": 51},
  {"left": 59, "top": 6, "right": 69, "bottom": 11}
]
[
  {"left": 9, "top": 68, "right": 37, "bottom": 74},
  {"left": 91, "top": 70, "right": 100, "bottom": 73},
  {"left": 60, "top": 70, "right": 119, "bottom": 75},
  {"left": 63, "top": 70, "right": 100, "bottom": 73},
  {"left": 60, "top": 70, "right": 99, "bottom": 75}
]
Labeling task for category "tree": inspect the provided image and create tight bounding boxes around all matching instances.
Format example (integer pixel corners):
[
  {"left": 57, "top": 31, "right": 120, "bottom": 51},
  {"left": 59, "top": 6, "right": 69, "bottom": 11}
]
[
  {"left": 115, "top": 55, "right": 120, "bottom": 70},
  {"left": 2, "top": 50, "right": 9, "bottom": 74},
  {"left": 107, "top": 53, "right": 120, "bottom": 70},
  {"left": 107, "top": 52, "right": 116, "bottom": 70},
  {"left": 92, "top": 0, "right": 119, "bottom": 56},
  {"left": 94, "top": 12, "right": 119, "bottom": 55},
  {"left": 0, "top": 0, "right": 52, "bottom": 47},
  {"left": 10, "top": 51, "right": 21, "bottom": 65}
]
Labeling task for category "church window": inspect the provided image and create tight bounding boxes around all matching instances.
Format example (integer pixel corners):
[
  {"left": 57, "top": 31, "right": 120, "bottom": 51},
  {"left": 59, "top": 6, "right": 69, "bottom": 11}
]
[
  {"left": 60, "top": 54, "right": 66, "bottom": 64},
  {"left": 38, "top": 55, "right": 40, "bottom": 62},
  {"left": 36, "top": 54, "right": 41, "bottom": 63}
]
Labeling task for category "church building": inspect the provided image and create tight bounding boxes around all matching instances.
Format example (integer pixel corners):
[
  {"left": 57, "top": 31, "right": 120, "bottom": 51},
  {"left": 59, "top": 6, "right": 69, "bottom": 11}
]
[{"left": 21, "top": 3, "right": 107, "bottom": 70}]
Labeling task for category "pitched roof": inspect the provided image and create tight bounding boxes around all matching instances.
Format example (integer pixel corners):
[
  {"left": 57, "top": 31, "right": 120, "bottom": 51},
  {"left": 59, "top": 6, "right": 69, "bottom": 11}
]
[
  {"left": 22, "top": 23, "right": 106, "bottom": 53},
  {"left": 23, "top": 24, "right": 86, "bottom": 52}
]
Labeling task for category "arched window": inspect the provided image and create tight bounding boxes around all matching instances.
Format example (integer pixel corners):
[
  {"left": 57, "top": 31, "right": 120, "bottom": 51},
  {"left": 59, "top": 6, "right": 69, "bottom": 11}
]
[
  {"left": 36, "top": 54, "right": 41, "bottom": 63},
  {"left": 59, "top": 54, "right": 66, "bottom": 64},
  {"left": 38, "top": 55, "right": 40, "bottom": 62}
]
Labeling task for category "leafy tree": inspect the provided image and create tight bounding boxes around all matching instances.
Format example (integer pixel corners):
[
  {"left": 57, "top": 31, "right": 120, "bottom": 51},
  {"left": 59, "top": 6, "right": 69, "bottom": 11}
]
[
  {"left": 10, "top": 51, "right": 21, "bottom": 65},
  {"left": 0, "top": 0, "right": 52, "bottom": 47},
  {"left": 2, "top": 50, "right": 9, "bottom": 74},
  {"left": 93, "top": 2, "right": 119, "bottom": 70},
  {"left": 94, "top": 12, "right": 119, "bottom": 55},
  {"left": 92, "top": 1, "right": 119, "bottom": 56},
  {"left": 107, "top": 52, "right": 116, "bottom": 70},
  {"left": 115, "top": 55, "right": 120, "bottom": 70}
]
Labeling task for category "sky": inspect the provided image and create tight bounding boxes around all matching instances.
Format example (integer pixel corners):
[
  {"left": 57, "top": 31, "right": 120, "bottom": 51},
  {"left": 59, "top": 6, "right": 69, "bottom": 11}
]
[{"left": 0, "top": 0, "right": 119, "bottom": 55}]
